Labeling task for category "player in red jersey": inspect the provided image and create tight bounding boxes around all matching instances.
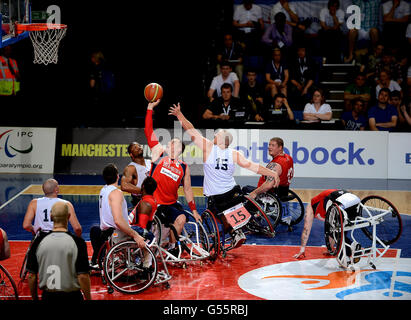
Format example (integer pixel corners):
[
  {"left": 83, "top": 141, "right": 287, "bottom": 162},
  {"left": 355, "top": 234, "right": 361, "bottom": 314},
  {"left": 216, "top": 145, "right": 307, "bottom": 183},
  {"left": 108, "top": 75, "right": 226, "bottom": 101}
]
[
  {"left": 294, "top": 189, "right": 361, "bottom": 261},
  {"left": 144, "top": 100, "right": 201, "bottom": 251},
  {"left": 246, "top": 137, "right": 294, "bottom": 199},
  {"left": 128, "top": 176, "right": 158, "bottom": 241}
]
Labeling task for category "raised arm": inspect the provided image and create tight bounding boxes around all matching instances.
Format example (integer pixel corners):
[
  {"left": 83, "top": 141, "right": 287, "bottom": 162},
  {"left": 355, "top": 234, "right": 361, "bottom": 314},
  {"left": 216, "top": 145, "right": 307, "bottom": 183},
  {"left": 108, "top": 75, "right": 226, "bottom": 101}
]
[
  {"left": 169, "top": 103, "right": 213, "bottom": 161},
  {"left": 144, "top": 100, "right": 165, "bottom": 162}
]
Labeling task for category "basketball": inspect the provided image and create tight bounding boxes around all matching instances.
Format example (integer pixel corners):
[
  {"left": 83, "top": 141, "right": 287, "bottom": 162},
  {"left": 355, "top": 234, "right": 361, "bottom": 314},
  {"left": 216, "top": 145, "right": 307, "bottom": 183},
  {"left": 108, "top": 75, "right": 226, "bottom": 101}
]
[{"left": 144, "top": 83, "right": 163, "bottom": 102}]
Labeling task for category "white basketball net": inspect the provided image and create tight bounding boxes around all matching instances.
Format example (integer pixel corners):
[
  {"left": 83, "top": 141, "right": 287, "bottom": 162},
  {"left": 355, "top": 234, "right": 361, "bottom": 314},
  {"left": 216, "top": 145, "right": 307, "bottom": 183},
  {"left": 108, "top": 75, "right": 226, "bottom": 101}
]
[{"left": 29, "top": 27, "right": 67, "bottom": 65}]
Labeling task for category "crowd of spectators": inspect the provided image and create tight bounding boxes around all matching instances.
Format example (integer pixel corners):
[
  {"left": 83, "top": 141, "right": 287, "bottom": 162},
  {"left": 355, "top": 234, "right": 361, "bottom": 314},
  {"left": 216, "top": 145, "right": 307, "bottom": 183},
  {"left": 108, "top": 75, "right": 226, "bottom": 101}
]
[{"left": 200, "top": 0, "right": 411, "bottom": 132}]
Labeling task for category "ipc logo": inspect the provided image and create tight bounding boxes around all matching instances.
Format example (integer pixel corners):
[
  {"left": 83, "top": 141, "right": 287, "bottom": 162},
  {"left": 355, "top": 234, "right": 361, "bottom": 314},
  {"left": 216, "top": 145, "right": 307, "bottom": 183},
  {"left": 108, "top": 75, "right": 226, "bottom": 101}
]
[{"left": 0, "top": 129, "right": 34, "bottom": 158}]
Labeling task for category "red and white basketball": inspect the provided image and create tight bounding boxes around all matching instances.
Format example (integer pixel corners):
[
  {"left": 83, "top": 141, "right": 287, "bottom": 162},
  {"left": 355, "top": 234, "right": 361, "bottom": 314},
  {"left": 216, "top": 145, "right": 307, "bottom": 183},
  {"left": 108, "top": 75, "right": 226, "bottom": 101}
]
[{"left": 144, "top": 83, "right": 163, "bottom": 102}]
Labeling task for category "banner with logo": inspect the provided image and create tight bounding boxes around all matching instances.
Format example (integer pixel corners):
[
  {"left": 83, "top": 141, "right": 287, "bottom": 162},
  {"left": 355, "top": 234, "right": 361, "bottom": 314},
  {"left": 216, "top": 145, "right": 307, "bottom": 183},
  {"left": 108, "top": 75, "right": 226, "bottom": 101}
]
[
  {"left": 387, "top": 133, "right": 411, "bottom": 179},
  {"left": 0, "top": 127, "right": 56, "bottom": 173},
  {"left": 54, "top": 127, "right": 410, "bottom": 180}
]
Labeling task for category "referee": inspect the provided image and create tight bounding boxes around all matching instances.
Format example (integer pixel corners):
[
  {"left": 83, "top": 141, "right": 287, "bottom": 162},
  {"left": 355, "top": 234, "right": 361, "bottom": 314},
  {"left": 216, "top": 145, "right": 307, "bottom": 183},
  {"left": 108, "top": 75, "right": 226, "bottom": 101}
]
[{"left": 27, "top": 201, "right": 91, "bottom": 300}]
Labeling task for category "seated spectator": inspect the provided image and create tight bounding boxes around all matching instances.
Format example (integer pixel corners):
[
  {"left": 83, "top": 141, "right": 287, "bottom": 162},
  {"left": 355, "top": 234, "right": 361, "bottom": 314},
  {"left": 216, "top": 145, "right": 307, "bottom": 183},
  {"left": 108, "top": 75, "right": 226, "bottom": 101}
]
[
  {"left": 382, "top": 0, "right": 410, "bottom": 51},
  {"left": 262, "top": 12, "right": 293, "bottom": 58},
  {"left": 318, "top": 0, "right": 345, "bottom": 63},
  {"left": 389, "top": 90, "right": 409, "bottom": 131},
  {"left": 270, "top": 0, "right": 306, "bottom": 48},
  {"left": 341, "top": 99, "right": 367, "bottom": 130},
  {"left": 399, "top": 101, "right": 411, "bottom": 131},
  {"left": 368, "top": 88, "right": 398, "bottom": 131},
  {"left": 240, "top": 69, "right": 265, "bottom": 122},
  {"left": 362, "top": 43, "right": 384, "bottom": 81},
  {"left": 344, "top": 72, "right": 371, "bottom": 111},
  {"left": 265, "top": 48, "right": 289, "bottom": 98},
  {"left": 303, "top": 88, "right": 332, "bottom": 122},
  {"left": 216, "top": 33, "right": 244, "bottom": 82},
  {"left": 375, "top": 50, "right": 404, "bottom": 86},
  {"left": 375, "top": 70, "right": 402, "bottom": 98},
  {"left": 202, "top": 83, "right": 249, "bottom": 126},
  {"left": 345, "top": 0, "right": 381, "bottom": 63},
  {"left": 232, "top": 0, "right": 264, "bottom": 55},
  {"left": 288, "top": 46, "right": 317, "bottom": 109},
  {"left": 264, "top": 93, "right": 295, "bottom": 124},
  {"left": 207, "top": 61, "right": 240, "bottom": 102}
]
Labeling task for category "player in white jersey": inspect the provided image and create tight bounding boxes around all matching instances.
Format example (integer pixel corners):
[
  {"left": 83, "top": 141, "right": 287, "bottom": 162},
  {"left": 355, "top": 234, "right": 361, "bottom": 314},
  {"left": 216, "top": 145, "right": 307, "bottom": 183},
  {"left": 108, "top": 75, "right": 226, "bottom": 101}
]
[
  {"left": 23, "top": 179, "right": 82, "bottom": 237},
  {"left": 90, "top": 164, "right": 146, "bottom": 268},
  {"left": 121, "top": 142, "right": 151, "bottom": 206},
  {"left": 169, "top": 103, "right": 280, "bottom": 248}
]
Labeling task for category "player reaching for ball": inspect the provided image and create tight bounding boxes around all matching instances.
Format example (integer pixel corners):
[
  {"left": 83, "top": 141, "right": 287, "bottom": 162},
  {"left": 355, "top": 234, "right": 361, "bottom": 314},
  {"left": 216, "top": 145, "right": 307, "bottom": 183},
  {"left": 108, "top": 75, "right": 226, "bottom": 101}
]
[
  {"left": 169, "top": 103, "right": 280, "bottom": 249},
  {"left": 144, "top": 98, "right": 201, "bottom": 255}
]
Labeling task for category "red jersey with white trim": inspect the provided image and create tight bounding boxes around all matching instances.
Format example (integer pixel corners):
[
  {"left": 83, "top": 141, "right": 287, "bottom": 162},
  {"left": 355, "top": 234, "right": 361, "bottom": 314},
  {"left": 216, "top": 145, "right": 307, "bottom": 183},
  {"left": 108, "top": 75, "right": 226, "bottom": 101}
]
[
  {"left": 257, "top": 153, "right": 294, "bottom": 187},
  {"left": 150, "top": 155, "right": 186, "bottom": 205}
]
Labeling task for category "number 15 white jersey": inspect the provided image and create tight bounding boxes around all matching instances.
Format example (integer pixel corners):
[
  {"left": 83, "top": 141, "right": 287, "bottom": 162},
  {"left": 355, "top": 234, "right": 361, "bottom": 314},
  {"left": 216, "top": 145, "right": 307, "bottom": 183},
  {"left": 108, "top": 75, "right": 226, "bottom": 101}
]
[
  {"left": 33, "top": 197, "right": 67, "bottom": 233},
  {"left": 203, "top": 145, "right": 236, "bottom": 197}
]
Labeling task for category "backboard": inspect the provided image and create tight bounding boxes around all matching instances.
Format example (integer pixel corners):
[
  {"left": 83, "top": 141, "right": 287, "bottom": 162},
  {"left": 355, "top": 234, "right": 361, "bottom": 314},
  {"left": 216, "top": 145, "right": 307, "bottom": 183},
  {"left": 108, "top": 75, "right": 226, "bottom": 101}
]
[{"left": 1, "top": 0, "right": 30, "bottom": 48}]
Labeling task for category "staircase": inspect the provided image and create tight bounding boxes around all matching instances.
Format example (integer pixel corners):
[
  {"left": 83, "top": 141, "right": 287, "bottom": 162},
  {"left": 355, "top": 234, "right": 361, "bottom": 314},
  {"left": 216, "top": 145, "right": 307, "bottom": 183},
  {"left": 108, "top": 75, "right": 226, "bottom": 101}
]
[{"left": 319, "top": 63, "right": 358, "bottom": 120}]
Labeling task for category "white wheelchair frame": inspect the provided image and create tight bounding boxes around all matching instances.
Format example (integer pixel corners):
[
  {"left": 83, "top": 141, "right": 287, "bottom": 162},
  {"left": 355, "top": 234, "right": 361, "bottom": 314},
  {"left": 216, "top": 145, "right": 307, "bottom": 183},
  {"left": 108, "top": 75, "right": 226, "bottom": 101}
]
[
  {"left": 326, "top": 197, "right": 402, "bottom": 270},
  {"left": 152, "top": 211, "right": 211, "bottom": 267}
]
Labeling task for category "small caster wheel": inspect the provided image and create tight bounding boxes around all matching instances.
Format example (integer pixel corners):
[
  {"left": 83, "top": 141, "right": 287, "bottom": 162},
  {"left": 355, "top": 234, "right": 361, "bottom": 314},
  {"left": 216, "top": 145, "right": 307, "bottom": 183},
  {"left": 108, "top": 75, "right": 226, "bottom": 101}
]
[
  {"left": 107, "top": 286, "right": 114, "bottom": 294},
  {"left": 164, "top": 282, "right": 170, "bottom": 289}
]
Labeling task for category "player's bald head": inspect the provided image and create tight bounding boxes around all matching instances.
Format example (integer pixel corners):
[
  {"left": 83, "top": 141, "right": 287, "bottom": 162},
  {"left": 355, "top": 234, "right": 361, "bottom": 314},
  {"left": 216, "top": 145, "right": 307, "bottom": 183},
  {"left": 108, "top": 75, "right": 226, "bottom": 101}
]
[{"left": 42, "top": 179, "right": 59, "bottom": 196}]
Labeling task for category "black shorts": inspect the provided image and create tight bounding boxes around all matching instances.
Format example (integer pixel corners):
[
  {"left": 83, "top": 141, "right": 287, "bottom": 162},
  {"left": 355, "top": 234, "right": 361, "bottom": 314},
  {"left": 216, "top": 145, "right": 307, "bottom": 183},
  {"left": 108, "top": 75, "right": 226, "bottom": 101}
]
[
  {"left": 207, "top": 185, "right": 244, "bottom": 215},
  {"left": 156, "top": 202, "right": 189, "bottom": 226}
]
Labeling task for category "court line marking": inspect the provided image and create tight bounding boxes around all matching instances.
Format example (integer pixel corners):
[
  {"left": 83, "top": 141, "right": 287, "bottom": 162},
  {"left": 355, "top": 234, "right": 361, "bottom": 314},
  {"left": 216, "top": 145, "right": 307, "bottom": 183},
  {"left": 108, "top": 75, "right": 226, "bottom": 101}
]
[{"left": 0, "top": 184, "right": 32, "bottom": 211}]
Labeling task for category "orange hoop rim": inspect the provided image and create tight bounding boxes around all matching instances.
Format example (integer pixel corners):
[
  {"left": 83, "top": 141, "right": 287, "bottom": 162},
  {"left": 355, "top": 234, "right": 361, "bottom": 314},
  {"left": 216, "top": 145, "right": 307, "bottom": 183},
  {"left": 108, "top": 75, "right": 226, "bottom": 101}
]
[{"left": 16, "top": 23, "right": 67, "bottom": 32}]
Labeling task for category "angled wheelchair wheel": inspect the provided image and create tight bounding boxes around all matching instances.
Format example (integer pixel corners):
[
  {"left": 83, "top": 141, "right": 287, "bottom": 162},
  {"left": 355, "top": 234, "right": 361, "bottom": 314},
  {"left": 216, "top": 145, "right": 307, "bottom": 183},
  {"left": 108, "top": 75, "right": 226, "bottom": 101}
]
[
  {"left": 279, "top": 189, "right": 305, "bottom": 226},
  {"left": 104, "top": 241, "right": 157, "bottom": 294},
  {"left": 97, "top": 241, "right": 110, "bottom": 270},
  {"left": 324, "top": 204, "right": 344, "bottom": 256},
  {"left": 201, "top": 209, "right": 220, "bottom": 260},
  {"left": 0, "top": 264, "right": 19, "bottom": 300},
  {"left": 254, "top": 192, "right": 282, "bottom": 230},
  {"left": 360, "top": 195, "right": 402, "bottom": 245},
  {"left": 243, "top": 195, "right": 275, "bottom": 237}
]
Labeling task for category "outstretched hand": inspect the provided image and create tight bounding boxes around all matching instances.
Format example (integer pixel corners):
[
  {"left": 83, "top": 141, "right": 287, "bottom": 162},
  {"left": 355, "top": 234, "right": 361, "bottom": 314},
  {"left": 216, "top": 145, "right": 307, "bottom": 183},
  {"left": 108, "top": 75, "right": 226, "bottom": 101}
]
[
  {"left": 148, "top": 99, "right": 161, "bottom": 110},
  {"left": 168, "top": 103, "right": 182, "bottom": 117}
]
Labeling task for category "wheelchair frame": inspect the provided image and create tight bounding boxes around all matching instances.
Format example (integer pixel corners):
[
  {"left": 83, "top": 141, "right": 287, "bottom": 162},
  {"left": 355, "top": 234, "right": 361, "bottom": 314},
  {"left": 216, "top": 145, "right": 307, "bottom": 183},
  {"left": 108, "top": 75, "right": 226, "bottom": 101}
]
[{"left": 325, "top": 195, "right": 402, "bottom": 270}]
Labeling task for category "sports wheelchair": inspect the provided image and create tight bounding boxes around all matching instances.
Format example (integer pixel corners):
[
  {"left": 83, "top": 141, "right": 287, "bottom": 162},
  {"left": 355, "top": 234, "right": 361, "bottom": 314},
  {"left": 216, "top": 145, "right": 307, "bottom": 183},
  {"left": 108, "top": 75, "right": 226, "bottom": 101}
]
[
  {"left": 200, "top": 189, "right": 277, "bottom": 259},
  {"left": 324, "top": 195, "right": 402, "bottom": 270},
  {"left": 251, "top": 188, "right": 305, "bottom": 232},
  {"left": 99, "top": 210, "right": 212, "bottom": 294}
]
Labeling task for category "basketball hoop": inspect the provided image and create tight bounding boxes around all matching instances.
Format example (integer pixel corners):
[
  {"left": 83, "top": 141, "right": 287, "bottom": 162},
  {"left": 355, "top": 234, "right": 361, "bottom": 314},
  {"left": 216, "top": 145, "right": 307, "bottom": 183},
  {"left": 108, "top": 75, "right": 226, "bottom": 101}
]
[{"left": 15, "top": 23, "right": 67, "bottom": 65}]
